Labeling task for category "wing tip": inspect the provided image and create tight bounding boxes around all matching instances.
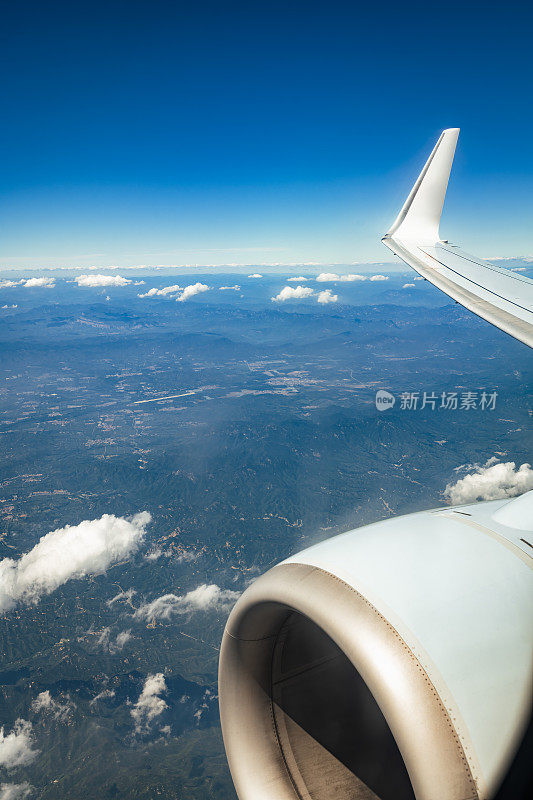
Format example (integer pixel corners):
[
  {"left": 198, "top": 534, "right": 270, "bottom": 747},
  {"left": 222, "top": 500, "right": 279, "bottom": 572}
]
[{"left": 385, "top": 128, "right": 460, "bottom": 243}]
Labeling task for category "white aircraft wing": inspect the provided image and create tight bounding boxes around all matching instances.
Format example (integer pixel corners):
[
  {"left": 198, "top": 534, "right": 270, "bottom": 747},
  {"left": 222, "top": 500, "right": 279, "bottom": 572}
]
[{"left": 382, "top": 128, "right": 533, "bottom": 348}]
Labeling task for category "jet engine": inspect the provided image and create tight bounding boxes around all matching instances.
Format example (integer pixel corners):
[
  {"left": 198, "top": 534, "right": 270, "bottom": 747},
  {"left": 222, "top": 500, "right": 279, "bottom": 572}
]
[{"left": 219, "top": 493, "right": 533, "bottom": 800}]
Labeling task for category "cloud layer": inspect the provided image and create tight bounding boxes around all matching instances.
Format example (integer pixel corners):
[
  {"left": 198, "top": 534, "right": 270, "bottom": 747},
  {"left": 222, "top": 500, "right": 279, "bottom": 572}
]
[
  {"left": 134, "top": 584, "right": 239, "bottom": 622},
  {"left": 131, "top": 674, "right": 167, "bottom": 734},
  {"left": 444, "top": 460, "right": 533, "bottom": 504},
  {"left": 0, "top": 512, "right": 151, "bottom": 613},
  {"left": 316, "top": 272, "right": 366, "bottom": 282}
]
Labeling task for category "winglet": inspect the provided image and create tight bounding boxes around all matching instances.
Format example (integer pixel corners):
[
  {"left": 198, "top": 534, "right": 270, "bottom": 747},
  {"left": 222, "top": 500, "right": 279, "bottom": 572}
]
[{"left": 384, "top": 128, "right": 459, "bottom": 244}]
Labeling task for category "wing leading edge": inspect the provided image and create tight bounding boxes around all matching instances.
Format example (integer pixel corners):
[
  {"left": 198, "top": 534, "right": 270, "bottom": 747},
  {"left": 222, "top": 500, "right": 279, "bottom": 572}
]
[{"left": 382, "top": 129, "right": 533, "bottom": 348}]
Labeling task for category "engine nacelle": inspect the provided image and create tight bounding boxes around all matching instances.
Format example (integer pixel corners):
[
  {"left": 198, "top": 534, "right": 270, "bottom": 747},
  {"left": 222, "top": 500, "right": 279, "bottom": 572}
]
[{"left": 219, "top": 494, "right": 533, "bottom": 800}]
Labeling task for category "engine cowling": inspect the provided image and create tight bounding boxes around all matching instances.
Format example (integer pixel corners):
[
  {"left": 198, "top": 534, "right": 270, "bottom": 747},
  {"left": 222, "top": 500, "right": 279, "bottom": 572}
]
[{"left": 219, "top": 494, "right": 533, "bottom": 800}]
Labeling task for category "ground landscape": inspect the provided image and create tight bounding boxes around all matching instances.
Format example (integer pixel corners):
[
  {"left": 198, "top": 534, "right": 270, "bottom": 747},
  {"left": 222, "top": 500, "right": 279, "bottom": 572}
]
[{"left": 1, "top": 266, "right": 532, "bottom": 799}]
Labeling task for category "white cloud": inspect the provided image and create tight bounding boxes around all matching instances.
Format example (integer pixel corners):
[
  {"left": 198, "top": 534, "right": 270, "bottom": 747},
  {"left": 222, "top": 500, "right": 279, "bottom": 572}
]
[
  {"left": 75, "top": 274, "right": 132, "bottom": 287},
  {"left": 317, "top": 289, "right": 338, "bottom": 304},
  {"left": 95, "top": 627, "right": 132, "bottom": 654},
  {"left": 131, "top": 674, "right": 167, "bottom": 734},
  {"left": 0, "top": 280, "right": 23, "bottom": 288},
  {"left": 138, "top": 284, "right": 182, "bottom": 298},
  {"left": 144, "top": 549, "right": 163, "bottom": 561},
  {"left": 219, "top": 285, "right": 241, "bottom": 291},
  {"left": 287, "top": 276, "right": 308, "bottom": 282},
  {"left": 444, "top": 460, "right": 533, "bottom": 504},
  {"left": 0, "top": 721, "right": 39, "bottom": 770},
  {"left": 271, "top": 285, "right": 314, "bottom": 303},
  {"left": 402, "top": 283, "right": 415, "bottom": 289},
  {"left": 107, "top": 588, "right": 136, "bottom": 606},
  {"left": 316, "top": 272, "right": 340, "bottom": 282},
  {"left": 1, "top": 278, "right": 55, "bottom": 289},
  {"left": 0, "top": 512, "right": 151, "bottom": 613},
  {"left": 176, "top": 283, "right": 209, "bottom": 302},
  {"left": 369, "top": 274, "right": 389, "bottom": 281},
  {"left": 247, "top": 273, "right": 263, "bottom": 278},
  {"left": 176, "top": 550, "right": 201, "bottom": 564},
  {"left": 23, "top": 277, "right": 55, "bottom": 288},
  {"left": 90, "top": 688, "right": 115, "bottom": 706},
  {"left": 316, "top": 273, "right": 366, "bottom": 282},
  {"left": 134, "top": 584, "right": 240, "bottom": 622},
  {"left": 0, "top": 783, "right": 34, "bottom": 800},
  {"left": 31, "top": 691, "right": 74, "bottom": 721},
  {"left": 1, "top": 305, "right": 17, "bottom": 310},
  {"left": 414, "top": 276, "right": 424, "bottom": 281}
]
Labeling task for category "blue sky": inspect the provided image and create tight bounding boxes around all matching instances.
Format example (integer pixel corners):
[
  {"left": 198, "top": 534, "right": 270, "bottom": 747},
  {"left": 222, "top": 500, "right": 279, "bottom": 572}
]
[{"left": 1, "top": 0, "right": 532, "bottom": 269}]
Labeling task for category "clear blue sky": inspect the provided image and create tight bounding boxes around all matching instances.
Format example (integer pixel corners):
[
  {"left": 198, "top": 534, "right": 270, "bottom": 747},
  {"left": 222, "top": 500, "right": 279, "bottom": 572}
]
[{"left": 1, "top": 0, "right": 532, "bottom": 269}]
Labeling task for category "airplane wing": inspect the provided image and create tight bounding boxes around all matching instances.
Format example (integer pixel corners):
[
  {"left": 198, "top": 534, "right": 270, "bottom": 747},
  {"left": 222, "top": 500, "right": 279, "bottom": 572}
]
[{"left": 382, "top": 128, "right": 533, "bottom": 348}]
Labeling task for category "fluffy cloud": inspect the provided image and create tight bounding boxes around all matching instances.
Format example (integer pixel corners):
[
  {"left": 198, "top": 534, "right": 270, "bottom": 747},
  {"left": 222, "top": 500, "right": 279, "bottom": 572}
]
[
  {"left": 0, "top": 512, "right": 151, "bottom": 613},
  {"left": 369, "top": 274, "right": 389, "bottom": 281},
  {"left": 271, "top": 285, "right": 314, "bottom": 302},
  {"left": 95, "top": 628, "right": 132, "bottom": 654},
  {"left": 131, "top": 674, "right": 167, "bottom": 734},
  {"left": 0, "top": 721, "right": 39, "bottom": 770},
  {"left": 0, "top": 278, "right": 54, "bottom": 288},
  {"left": 287, "top": 276, "right": 308, "bottom": 282},
  {"left": 219, "top": 285, "right": 241, "bottom": 291},
  {"left": 0, "top": 280, "right": 23, "bottom": 288},
  {"left": 176, "top": 283, "right": 209, "bottom": 302},
  {"left": 316, "top": 273, "right": 366, "bottom": 282},
  {"left": 23, "top": 277, "right": 55, "bottom": 288},
  {"left": 138, "top": 284, "right": 182, "bottom": 298},
  {"left": 402, "top": 283, "right": 415, "bottom": 288},
  {"left": 75, "top": 274, "right": 132, "bottom": 287},
  {"left": 317, "top": 289, "right": 338, "bottom": 304},
  {"left": 444, "top": 460, "right": 533, "bottom": 504},
  {"left": 135, "top": 584, "right": 239, "bottom": 622},
  {"left": 31, "top": 691, "right": 74, "bottom": 721},
  {"left": 247, "top": 273, "right": 263, "bottom": 278},
  {"left": 414, "top": 276, "right": 424, "bottom": 281},
  {"left": 0, "top": 783, "right": 34, "bottom": 800}
]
